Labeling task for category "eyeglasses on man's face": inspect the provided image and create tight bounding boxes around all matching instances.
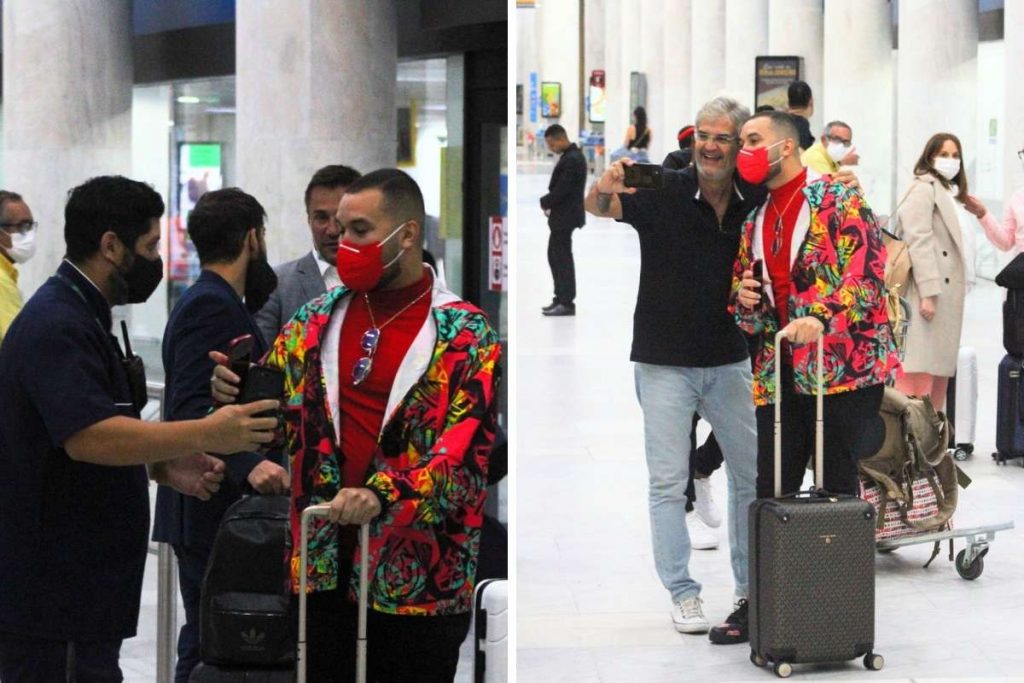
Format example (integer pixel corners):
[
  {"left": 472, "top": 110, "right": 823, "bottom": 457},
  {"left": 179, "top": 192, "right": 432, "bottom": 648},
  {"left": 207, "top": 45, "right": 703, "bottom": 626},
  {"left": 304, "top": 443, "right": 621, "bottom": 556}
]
[
  {"left": 695, "top": 131, "right": 738, "bottom": 145},
  {"left": 0, "top": 220, "right": 37, "bottom": 234}
]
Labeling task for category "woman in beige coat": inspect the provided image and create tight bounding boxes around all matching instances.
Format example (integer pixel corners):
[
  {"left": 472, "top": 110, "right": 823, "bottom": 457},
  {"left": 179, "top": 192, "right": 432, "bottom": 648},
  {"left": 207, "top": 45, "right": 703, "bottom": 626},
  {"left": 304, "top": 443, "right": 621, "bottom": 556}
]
[{"left": 894, "top": 133, "right": 973, "bottom": 411}]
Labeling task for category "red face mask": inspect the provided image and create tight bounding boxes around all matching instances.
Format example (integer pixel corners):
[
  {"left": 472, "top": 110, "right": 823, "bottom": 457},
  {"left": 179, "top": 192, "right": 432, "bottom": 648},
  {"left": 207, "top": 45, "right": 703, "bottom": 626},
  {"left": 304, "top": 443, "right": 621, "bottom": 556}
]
[
  {"left": 735, "top": 140, "right": 786, "bottom": 185},
  {"left": 336, "top": 222, "right": 406, "bottom": 291}
]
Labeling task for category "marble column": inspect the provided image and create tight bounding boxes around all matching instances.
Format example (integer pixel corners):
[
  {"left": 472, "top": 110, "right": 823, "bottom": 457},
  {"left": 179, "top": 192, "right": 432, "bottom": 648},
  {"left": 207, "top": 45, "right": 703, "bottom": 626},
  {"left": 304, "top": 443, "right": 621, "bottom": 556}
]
[
  {"left": 538, "top": 0, "right": 581, "bottom": 137},
  {"left": 662, "top": 0, "right": 692, "bottom": 137},
  {"left": 584, "top": 0, "right": 606, "bottom": 135},
  {"left": 725, "top": 0, "right": 769, "bottom": 109},
  {"left": 517, "top": 5, "right": 538, "bottom": 139},
  {"left": 3, "top": 0, "right": 133, "bottom": 296},
  {"left": 690, "top": 0, "right": 726, "bottom": 112},
  {"left": 640, "top": 0, "right": 665, "bottom": 160},
  {"left": 237, "top": 1, "right": 397, "bottom": 265},
  {"left": 617, "top": 0, "right": 643, "bottom": 151},
  {"left": 895, "top": 0, "right": 976, "bottom": 202},
  {"left": 1004, "top": 0, "right": 1024, "bottom": 209},
  {"left": 768, "top": 0, "right": 824, "bottom": 134},
  {"left": 604, "top": 0, "right": 627, "bottom": 154},
  {"left": 823, "top": 0, "right": 893, "bottom": 211}
]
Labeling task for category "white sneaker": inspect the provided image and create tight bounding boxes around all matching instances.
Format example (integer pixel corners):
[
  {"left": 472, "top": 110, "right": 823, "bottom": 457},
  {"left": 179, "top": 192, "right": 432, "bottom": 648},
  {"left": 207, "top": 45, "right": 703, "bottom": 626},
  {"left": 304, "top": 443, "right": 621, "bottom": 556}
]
[
  {"left": 687, "top": 511, "right": 719, "bottom": 550},
  {"left": 671, "top": 595, "right": 709, "bottom": 634},
  {"left": 694, "top": 477, "right": 722, "bottom": 528}
]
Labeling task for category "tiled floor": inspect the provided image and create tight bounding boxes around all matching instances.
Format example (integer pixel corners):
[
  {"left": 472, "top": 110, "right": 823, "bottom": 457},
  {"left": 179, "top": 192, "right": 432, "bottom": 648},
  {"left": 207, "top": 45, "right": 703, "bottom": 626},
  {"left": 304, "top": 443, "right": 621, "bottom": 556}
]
[{"left": 516, "top": 169, "right": 1024, "bottom": 682}]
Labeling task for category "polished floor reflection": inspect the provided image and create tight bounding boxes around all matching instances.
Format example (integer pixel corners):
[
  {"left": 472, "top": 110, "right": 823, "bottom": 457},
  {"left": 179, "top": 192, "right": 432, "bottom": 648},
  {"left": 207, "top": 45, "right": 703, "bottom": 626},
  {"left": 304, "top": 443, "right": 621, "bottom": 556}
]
[{"left": 516, "top": 169, "right": 1024, "bottom": 682}]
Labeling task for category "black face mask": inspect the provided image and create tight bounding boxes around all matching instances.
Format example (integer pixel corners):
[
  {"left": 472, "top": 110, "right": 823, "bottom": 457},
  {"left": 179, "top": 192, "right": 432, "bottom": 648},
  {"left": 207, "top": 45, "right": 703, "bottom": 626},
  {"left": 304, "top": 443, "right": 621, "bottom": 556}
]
[
  {"left": 112, "top": 250, "right": 163, "bottom": 305},
  {"left": 244, "top": 250, "right": 278, "bottom": 313}
]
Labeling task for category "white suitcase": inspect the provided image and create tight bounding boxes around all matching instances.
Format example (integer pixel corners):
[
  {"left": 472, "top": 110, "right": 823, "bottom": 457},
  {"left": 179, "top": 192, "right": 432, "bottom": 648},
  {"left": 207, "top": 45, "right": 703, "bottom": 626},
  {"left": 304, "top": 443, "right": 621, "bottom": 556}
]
[
  {"left": 948, "top": 346, "right": 977, "bottom": 460},
  {"left": 473, "top": 578, "right": 508, "bottom": 683}
]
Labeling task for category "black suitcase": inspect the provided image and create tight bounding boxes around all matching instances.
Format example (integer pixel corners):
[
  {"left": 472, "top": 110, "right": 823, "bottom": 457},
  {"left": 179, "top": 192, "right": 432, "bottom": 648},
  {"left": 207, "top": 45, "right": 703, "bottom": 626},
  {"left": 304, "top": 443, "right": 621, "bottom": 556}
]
[
  {"left": 995, "top": 354, "right": 1024, "bottom": 464},
  {"left": 1003, "top": 290, "right": 1024, "bottom": 356},
  {"left": 748, "top": 335, "right": 884, "bottom": 677}
]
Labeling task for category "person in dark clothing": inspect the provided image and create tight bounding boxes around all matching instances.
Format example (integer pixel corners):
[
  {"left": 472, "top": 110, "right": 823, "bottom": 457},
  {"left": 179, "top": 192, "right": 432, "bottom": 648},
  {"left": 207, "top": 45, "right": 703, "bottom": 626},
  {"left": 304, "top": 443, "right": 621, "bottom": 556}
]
[
  {"left": 0, "top": 176, "right": 277, "bottom": 682},
  {"left": 786, "top": 80, "right": 816, "bottom": 150},
  {"left": 153, "top": 188, "right": 290, "bottom": 683},
  {"left": 540, "top": 124, "right": 587, "bottom": 316},
  {"left": 586, "top": 96, "right": 762, "bottom": 643},
  {"left": 663, "top": 125, "right": 695, "bottom": 170}
]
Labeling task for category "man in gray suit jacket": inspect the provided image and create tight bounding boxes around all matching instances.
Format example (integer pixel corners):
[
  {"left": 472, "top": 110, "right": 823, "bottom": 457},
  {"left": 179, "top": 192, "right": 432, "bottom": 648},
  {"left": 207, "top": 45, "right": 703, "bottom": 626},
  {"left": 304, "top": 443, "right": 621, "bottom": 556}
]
[{"left": 255, "top": 165, "right": 361, "bottom": 344}]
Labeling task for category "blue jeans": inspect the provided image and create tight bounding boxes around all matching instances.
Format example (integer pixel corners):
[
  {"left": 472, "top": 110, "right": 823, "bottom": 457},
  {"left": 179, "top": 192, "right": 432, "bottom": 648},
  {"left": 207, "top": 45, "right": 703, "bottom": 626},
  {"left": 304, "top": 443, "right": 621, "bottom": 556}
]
[{"left": 634, "top": 360, "right": 758, "bottom": 602}]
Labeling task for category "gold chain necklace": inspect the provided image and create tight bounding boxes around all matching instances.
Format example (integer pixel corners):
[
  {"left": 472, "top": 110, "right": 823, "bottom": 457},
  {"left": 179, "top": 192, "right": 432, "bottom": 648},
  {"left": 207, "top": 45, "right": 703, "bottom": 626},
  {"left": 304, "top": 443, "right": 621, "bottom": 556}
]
[{"left": 363, "top": 284, "right": 432, "bottom": 332}]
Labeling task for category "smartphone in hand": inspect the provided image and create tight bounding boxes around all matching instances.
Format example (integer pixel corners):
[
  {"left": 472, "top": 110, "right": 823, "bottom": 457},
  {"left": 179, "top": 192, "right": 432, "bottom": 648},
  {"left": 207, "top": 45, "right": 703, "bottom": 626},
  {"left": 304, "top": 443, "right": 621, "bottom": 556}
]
[
  {"left": 227, "top": 334, "right": 254, "bottom": 388},
  {"left": 751, "top": 259, "right": 764, "bottom": 282},
  {"left": 623, "top": 163, "right": 664, "bottom": 190}
]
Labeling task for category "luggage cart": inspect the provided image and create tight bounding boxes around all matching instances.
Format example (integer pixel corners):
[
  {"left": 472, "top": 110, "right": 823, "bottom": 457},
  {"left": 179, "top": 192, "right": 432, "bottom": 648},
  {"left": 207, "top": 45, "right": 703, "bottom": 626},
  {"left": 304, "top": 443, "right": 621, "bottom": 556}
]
[{"left": 875, "top": 520, "right": 1015, "bottom": 580}]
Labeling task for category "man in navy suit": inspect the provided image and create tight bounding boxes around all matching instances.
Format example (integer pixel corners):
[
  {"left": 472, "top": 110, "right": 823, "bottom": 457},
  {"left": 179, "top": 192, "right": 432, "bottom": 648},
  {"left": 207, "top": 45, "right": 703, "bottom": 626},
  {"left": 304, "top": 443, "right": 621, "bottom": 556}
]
[
  {"left": 255, "top": 164, "right": 361, "bottom": 344},
  {"left": 153, "top": 188, "right": 290, "bottom": 682}
]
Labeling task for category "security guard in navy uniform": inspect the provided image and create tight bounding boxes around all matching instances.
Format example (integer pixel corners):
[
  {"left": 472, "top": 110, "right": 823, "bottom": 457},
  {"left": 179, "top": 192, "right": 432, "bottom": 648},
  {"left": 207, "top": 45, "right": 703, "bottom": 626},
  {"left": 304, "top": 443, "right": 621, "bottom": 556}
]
[{"left": 0, "top": 176, "right": 280, "bottom": 682}]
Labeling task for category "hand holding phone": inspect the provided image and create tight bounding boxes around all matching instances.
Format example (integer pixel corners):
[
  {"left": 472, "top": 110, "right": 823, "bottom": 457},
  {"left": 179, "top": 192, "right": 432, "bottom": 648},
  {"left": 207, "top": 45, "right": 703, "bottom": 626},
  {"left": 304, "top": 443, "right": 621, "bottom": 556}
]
[
  {"left": 623, "top": 163, "right": 664, "bottom": 190},
  {"left": 227, "top": 334, "right": 254, "bottom": 388},
  {"left": 751, "top": 259, "right": 764, "bottom": 282}
]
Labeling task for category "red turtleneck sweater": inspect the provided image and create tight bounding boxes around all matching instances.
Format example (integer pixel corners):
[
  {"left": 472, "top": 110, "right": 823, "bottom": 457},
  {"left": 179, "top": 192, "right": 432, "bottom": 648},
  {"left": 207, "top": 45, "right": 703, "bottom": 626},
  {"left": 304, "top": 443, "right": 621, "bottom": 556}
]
[
  {"left": 335, "top": 269, "right": 432, "bottom": 559},
  {"left": 763, "top": 168, "right": 808, "bottom": 331}
]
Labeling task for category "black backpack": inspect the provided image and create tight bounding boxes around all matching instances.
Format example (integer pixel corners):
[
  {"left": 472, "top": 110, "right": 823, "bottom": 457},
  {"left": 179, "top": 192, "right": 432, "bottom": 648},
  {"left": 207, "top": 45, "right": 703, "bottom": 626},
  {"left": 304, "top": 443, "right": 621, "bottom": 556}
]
[{"left": 200, "top": 495, "right": 295, "bottom": 667}]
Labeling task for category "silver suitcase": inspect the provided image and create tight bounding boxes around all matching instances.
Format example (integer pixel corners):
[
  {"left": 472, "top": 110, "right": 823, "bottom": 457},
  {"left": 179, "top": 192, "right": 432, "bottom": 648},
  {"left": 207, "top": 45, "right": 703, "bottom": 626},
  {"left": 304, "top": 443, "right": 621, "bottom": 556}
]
[{"left": 297, "top": 506, "right": 369, "bottom": 683}]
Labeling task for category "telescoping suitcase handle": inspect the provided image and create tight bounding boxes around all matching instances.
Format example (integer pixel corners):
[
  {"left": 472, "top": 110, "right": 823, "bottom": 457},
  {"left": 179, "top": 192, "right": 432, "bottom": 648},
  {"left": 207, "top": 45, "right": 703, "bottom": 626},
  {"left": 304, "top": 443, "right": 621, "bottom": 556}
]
[
  {"left": 297, "top": 506, "right": 369, "bottom": 683},
  {"left": 773, "top": 330, "right": 825, "bottom": 498}
]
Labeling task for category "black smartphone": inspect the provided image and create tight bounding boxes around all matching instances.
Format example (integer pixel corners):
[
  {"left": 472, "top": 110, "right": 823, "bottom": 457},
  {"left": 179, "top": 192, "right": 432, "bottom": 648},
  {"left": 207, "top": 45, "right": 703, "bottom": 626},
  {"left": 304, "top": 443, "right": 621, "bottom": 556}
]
[
  {"left": 227, "top": 334, "right": 254, "bottom": 387},
  {"left": 237, "top": 366, "right": 285, "bottom": 418},
  {"left": 623, "top": 163, "right": 664, "bottom": 190},
  {"left": 751, "top": 259, "right": 764, "bottom": 281}
]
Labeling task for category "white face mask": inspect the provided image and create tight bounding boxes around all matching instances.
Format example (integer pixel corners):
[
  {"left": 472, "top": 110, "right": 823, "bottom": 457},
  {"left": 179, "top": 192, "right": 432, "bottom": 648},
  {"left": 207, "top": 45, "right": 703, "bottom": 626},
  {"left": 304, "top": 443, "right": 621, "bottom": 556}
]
[
  {"left": 826, "top": 141, "right": 850, "bottom": 163},
  {"left": 3, "top": 226, "right": 36, "bottom": 264},
  {"left": 934, "top": 156, "right": 961, "bottom": 181}
]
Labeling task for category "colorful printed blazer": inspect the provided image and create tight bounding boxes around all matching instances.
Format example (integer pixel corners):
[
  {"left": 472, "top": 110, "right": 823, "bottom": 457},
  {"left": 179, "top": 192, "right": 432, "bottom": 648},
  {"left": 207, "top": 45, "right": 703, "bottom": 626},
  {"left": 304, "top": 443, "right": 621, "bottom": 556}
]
[
  {"left": 732, "top": 177, "right": 901, "bottom": 407},
  {"left": 264, "top": 276, "right": 501, "bottom": 616}
]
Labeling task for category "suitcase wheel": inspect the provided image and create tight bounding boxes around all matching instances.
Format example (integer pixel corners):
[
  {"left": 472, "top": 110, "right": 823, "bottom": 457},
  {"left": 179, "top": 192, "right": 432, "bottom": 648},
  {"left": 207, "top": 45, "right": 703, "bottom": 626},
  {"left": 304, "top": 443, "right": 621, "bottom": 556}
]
[
  {"left": 864, "top": 652, "right": 885, "bottom": 671},
  {"left": 773, "top": 661, "right": 793, "bottom": 678},
  {"left": 955, "top": 548, "right": 986, "bottom": 580},
  {"left": 953, "top": 447, "right": 971, "bottom": 462},
  {"left": 750, "top": 651, "right": 767, "bottom": 668}
]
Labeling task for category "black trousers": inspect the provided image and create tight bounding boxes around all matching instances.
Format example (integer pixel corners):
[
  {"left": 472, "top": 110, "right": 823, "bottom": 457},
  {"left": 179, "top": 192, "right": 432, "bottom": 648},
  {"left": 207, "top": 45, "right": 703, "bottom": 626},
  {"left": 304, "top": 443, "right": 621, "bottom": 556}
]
[
  {"left": 547, "top": 226, "right": 577, "bottom": 305},
  {"left": 0, "top": 632, "right": 122, "bottom": 682},
  {"left": 300, "top": 585, "right": 471, "bottom": 683},
  {"left": 684, "top": 413, "right": 724, "bottom": 513},
  {"left": 172, "top": 543, "right": 211, "bottom": 683},
  {"left": 755, "top": 368, "right": 884, "bottom": 499}
]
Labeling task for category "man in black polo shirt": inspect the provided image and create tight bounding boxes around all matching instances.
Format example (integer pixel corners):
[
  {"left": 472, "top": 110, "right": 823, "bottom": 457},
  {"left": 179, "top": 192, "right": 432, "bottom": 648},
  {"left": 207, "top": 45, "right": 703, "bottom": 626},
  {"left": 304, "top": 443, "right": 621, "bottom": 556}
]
[
  {"left": 586, "top": 96, "right": 764, "bottom": 645},
  {"left": 0, "top": 176, "right": 279, "bottom": 681}
]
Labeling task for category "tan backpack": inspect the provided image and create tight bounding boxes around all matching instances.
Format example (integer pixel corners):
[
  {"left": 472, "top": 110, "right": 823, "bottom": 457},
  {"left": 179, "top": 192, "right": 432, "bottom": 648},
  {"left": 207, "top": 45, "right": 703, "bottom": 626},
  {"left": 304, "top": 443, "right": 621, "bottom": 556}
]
[{"left": 857, "top": 388, "right": 969, "bottom": 534}]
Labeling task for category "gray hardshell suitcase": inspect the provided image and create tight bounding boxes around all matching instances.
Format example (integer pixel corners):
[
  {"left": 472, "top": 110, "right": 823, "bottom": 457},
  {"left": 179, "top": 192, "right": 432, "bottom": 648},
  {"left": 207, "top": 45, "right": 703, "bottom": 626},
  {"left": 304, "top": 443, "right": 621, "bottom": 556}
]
[{"left": 748, "top": 334, "right": 884, "bottom": 678}]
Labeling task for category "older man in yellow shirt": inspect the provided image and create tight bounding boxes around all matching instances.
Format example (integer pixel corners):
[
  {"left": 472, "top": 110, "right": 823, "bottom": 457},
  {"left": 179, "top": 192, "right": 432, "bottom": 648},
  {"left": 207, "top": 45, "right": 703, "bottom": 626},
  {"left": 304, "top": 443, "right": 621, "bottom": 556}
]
[
  {"left": 0, "top": 191, "right": 36, "bottom": 345},
  {"left": 801, "top": 120, "right": 859, "bottom": 175}
]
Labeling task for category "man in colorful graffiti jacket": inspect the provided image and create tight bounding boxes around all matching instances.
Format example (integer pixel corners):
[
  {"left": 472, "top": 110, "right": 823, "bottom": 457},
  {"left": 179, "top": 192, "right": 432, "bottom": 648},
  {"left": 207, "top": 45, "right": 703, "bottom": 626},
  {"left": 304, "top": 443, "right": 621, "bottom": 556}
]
[
  {"left": 733, "top": 111, "right": 901, "bottom": 500},
  {"left": 217, "top": 169, "right": 500, "bottom": 682}
]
